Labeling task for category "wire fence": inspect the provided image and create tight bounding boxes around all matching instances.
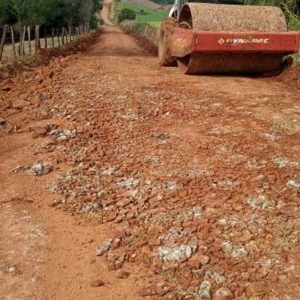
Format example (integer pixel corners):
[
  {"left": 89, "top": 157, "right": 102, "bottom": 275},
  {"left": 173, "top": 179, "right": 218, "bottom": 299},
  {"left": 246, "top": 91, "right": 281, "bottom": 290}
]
[{"left": 0, "top": 24, "right": 90, "bottom": 64}]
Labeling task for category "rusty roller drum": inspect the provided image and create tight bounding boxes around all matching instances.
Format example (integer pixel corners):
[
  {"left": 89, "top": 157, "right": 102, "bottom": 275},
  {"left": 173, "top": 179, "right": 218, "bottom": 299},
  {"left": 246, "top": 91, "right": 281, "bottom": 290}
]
[{"left": 177, "top": 3, "right": 287, "bottom": 74}]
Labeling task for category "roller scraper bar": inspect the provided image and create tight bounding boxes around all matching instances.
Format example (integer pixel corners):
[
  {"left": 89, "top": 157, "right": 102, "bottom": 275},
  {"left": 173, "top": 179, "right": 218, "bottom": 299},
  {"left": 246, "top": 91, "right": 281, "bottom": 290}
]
[{"left": 172, "top": 28, "right": 300, "bottom": 57}]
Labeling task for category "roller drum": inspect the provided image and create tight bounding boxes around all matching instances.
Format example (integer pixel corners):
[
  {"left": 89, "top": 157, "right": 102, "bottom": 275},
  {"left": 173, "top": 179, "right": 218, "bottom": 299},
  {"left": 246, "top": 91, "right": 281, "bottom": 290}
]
[{"left": 178, "top": 3, "right": 288, "bottom": 74}]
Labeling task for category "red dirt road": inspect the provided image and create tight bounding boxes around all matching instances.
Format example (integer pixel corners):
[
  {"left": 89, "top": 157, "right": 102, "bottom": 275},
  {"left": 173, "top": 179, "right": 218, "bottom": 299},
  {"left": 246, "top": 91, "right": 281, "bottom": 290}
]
[{"left": 0, "top": 21, "right": 300, "bottom": 300}]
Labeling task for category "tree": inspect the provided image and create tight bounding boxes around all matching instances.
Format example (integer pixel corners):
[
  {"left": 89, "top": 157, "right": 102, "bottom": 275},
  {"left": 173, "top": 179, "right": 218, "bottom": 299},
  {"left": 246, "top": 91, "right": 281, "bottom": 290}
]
[
  {"left": 118, "top": 8, "right": 136, "bottom": 23},
  {"left": 79, "top": 0, "right": 93, "bottom": 30},
  {"left": 8, "top": 0, "right": 53, "bottom": 27},
  {"left": 0, "top": 0, "right": 9, "bottom": 25},
  {"left": 0, "top": 0, "right": 101, "bottom": 28}
]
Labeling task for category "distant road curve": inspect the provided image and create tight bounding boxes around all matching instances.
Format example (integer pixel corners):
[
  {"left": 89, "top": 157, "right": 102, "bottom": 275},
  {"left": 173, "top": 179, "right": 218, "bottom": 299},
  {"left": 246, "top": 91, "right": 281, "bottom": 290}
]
[{"left": 101, "top": 0, "right": 114, "bottom": 26}]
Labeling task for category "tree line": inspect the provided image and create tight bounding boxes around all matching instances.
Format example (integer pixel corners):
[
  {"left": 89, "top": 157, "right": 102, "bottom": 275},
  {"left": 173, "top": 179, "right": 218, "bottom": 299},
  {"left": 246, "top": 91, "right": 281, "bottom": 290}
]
[
  {"left": 0, "top": 0, "right": 102, "bottom": 31},
  {"left": 0, "top": 1, "right": 102, "bottom": 62}
]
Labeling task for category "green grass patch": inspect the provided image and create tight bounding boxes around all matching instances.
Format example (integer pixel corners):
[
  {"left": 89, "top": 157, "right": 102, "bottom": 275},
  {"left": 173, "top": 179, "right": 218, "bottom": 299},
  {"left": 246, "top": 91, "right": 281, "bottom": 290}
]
[
  {"left": 282, "top": 4, "right": 300, "bottom": 65},
  {"left": 120, "top": 20, "right": 160, "bottom": 45},
  {"left": 115, "top": 2, "right": 168, "bottom": 23},
  {"left": 293, "top": 53, "right": 300, "bottom": 65}
]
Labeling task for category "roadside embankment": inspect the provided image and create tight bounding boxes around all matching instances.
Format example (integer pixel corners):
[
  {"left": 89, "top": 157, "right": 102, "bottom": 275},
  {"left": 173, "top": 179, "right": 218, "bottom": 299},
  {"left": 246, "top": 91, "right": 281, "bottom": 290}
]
[
  {"left": 119, "top": 20, "right": 159, "bottom": 54},
  {"left": 0, "top": 30, "right": 101, "bottom": 80}
]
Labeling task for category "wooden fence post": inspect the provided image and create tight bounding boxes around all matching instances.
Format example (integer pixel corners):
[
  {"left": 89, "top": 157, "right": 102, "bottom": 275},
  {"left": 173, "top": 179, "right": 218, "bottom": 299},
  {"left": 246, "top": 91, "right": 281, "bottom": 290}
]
[
  {"left": 51, "top": 28, "right": 54, "bottom": 48},
  {"left": 44, "top": 27, "right": 48, "bottom": 49},
  {"left": 10, "top": 26, "right": 17, "bottom": 59},
  {"left": 70, "top": 27, "right": 74, "bottom": 41},
  {"left": 68, "top": 25, "right": 72, "bottom": 41},
  {"left": 21, "top": 26, "right": 26, "bottom": 55},
  {"left": 63, "top": 27, "right": 67, "bottom": 44},
  {"left": 28, "top": 26, "right": 32, "bottom": 55},
  {"left": 56, "top": 28, "right": 61, "bottom": 47},
  {"left": 0, "top": 25, "right": 8, "bottom": 62},
  {"left": 18, "top": 27, "right": 23, "bottom": 55},
  {"left": 65, "top": 27, "right": 69, "bottom": 43},
  {"left": 61, "top": 28, "right": 64, "bottom": 45},
  {"left": 35, "top": 25, "right": 40, "bottom": 53}
]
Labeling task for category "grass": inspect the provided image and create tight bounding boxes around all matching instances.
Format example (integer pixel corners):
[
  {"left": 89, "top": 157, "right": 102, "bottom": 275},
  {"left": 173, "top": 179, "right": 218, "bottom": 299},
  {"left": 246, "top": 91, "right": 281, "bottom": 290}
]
[
  {"left": 293, "top": 53, "right": 300, "bottom": 65},
  {"left": 115, "top": 2, "right": 168, "bottom": 24},
  {"left": 281, "top": 4, "right": 300, "bottom": 65},
  {"left": 114, "top": 1, "right": 166, "bottom": 43},
  {"left": 120, "top": 20, "right": 160, "bottom": 45}
]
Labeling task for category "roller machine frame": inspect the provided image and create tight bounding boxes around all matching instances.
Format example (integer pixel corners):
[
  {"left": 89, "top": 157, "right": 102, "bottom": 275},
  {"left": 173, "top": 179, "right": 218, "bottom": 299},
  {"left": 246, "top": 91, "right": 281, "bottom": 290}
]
[{"left": 159, "top": 0, "right": 300, "bottom": 74}]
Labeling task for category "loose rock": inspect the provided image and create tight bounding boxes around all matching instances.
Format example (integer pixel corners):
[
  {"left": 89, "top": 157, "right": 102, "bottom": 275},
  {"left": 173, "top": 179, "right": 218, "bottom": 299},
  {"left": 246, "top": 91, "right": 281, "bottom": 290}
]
[
  {"left": 31, "top": 125, "right": 50, "bottom": 138},
  {"left": 0, "top": 117, "right": 12, "bottom": 133},
  {"left": 90, "top": 279, "right": 104, "bottom": 287},
  {"left": 96, "top": 239, "right": 113, "bottom": 256},
  {"left": 214, "top": 287, "right": 232, "bottom": 300},
  {"left": 198, "top": 280, "right": 211, "bottom": 299},
  {"left": 158, "top": 243, "right": 198, "bottom": 262},
  {"left": 13, "top": 162, "right": 53, "bottom": 176},
  {"left": 116, "top": 269, "right": 130, "bottom": 279}
]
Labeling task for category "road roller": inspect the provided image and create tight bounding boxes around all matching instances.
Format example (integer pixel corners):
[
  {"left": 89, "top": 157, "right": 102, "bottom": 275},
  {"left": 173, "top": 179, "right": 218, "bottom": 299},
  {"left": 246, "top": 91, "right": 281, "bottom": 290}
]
[{"left": 159, "top": 0, "right": 300, "bottom": 74}]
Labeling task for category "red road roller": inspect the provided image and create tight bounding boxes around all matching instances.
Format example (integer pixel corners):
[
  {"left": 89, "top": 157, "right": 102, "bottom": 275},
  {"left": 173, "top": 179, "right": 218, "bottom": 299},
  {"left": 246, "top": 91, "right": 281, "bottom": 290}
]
[{"left": 159, "top": 0, "right": 300, "bottom": 74}]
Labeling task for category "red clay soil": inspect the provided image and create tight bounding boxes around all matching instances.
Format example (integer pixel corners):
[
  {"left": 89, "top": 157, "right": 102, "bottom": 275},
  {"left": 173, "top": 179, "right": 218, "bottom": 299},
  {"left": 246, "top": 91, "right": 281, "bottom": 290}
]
[{"left": 0, "top": 22, "right": 300, "bottom": 300}]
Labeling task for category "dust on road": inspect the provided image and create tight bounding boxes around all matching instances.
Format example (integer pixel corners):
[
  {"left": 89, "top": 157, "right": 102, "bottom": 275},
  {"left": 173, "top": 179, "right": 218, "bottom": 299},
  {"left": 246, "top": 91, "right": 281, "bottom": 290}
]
[{"left": 0, "top": 9, "right": 299, "bottom": 300}]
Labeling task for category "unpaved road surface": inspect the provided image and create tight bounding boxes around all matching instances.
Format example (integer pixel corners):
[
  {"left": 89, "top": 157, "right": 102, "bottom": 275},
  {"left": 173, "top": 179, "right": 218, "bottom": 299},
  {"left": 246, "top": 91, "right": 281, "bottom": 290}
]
[{"left": 0, "top": 11, "right": 300, "bottom": 300}]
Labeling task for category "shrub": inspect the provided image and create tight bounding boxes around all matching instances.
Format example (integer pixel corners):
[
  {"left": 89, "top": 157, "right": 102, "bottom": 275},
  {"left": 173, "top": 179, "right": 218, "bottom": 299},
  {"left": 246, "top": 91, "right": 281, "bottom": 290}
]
[
  {"left": 90, "top": 15, "right": 101, "bottom": 29},
  {"left": 118, "top": 8, "right": 136, "bottom": 23}
]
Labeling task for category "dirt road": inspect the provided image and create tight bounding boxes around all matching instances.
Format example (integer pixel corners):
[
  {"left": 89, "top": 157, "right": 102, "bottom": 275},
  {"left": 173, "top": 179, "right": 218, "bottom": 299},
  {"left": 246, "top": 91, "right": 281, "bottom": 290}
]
[
  {"left": 102, "top": 0, "right": 114, "bottom": 26},
  {"left": 0, "top": 5, "right": 299, "bottom": 300}
]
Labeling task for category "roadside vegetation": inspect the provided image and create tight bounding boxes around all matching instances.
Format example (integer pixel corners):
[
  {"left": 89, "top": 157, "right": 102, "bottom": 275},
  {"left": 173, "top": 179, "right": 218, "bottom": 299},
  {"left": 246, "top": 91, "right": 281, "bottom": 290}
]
[
  {"left": 118, "top": 7, "right": 137, "bottom": 23},
  {"left": 114, "top": 0, "right": 168, "bottom": 44},
  {"left": 115, "top": 1, "right": 168, "bottom": 25},
  {"left": 0, "top": 0, "right": 102, "bottom": 30},
  {"left": 121, "top": 20, "right": 160, "bottom": 44},
  {"left": 281, "top": 1, "right": 300, "bottom": 63},
  {"left": 0, "top": 1, "right": 102, "bottom": 64}
]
